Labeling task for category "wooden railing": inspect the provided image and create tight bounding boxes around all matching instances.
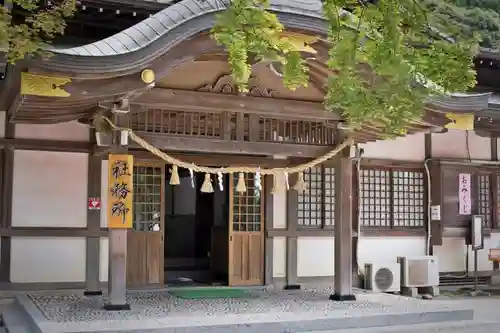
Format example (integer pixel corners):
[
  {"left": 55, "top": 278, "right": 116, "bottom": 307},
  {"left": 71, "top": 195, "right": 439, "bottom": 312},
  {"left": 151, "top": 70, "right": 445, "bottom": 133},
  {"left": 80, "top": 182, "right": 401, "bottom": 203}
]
[
  {"left": 130, "top": 109, "right": 222, "bottom": 138},
  {"left": 130, "top": 109, "right": 336, "bottom": 145}
]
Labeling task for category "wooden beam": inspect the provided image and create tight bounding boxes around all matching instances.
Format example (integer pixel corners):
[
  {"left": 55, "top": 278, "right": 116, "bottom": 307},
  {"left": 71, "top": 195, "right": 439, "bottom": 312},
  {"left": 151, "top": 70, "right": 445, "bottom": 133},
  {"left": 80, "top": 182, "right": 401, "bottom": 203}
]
[
  {"left": 131, "top": 132, "right": 334, "bottom": 158},
  {"left": 267, "top": 228, "right": 425, "bottom": 237},
  {"left": 0, "top": 138, "right": 92, "bottom": 152},
  {"left": 128, "top": 149, "right": 289, "bottom": 167},
  {"left": 132, "top": 88, "right": 341, "bottom": 121},
  {"left": 0, "top": 227, "right": 108, "bottom": 237}
]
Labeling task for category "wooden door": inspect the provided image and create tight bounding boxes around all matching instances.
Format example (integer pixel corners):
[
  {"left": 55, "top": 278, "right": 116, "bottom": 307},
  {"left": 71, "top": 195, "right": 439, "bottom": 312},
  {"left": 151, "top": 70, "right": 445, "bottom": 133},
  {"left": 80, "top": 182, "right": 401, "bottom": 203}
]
[
  {"left": 228, "top": 174, "right": 264, "bottom": 286},
  {"left": 127, "top": 163, "right": 165, "bottom": 286}
]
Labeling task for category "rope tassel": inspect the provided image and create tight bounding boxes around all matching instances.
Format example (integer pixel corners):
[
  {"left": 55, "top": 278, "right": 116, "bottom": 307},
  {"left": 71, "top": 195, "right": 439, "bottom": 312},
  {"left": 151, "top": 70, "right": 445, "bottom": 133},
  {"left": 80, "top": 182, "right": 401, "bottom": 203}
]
[
  {"left": 169, "top": 165, "right": 180, "bottom": 185},
  {"left": 271, "top": 174, "right": 282, "bottom": 194},
  {"left": 293, "top": 171, "right": 307, "bottom": 192},
  {"left": 236, "top": 172, "right": 247, "bottom": 193},
  {"left": 200, "top": 173, "right": 214, "bottom": 193}
]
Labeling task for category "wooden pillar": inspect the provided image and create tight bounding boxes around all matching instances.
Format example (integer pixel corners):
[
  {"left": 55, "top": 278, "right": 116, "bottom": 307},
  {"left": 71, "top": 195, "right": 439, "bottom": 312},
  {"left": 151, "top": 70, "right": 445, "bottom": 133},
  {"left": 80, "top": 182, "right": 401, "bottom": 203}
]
[
  {"left": 330, "top": 150, "right": 355, "bottom": 301},
  {"left": 0, "top": 66, "right": 17, "bottom": 283},
  {"left": 285, "top": 180, "right": 300, "bottom": 290},
  {"left": 491, "top": 136, "right": 498, "bottom": 162},
  {"left": 84, "top": 130, "right": 103, "bottom": 295},
  {"left": 264, "top": 175, "right": 274, "bottom": 286},
  {"left": 103, "top": 115, "right": 130, "bottom": 311},
  {"left": 491, "top": 136, "right": 500, "bottom": 272},
  {"left": 0, "top": 117, "right": 14, "bottom": 282}
]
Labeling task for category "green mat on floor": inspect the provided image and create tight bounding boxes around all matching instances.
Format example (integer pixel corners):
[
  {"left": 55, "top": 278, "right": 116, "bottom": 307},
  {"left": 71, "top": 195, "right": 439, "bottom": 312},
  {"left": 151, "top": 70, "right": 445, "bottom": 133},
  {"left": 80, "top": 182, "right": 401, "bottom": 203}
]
[{"left": 169, "top": 288, "right": 251, "bottom": 299}]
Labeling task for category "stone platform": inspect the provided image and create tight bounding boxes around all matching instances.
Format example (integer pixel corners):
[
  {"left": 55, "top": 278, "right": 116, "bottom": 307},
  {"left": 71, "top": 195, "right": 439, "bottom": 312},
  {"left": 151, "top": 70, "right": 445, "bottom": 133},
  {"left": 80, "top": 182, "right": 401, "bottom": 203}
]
[{"left": 13, "top": 288, "right": 474, "bottom": 333}]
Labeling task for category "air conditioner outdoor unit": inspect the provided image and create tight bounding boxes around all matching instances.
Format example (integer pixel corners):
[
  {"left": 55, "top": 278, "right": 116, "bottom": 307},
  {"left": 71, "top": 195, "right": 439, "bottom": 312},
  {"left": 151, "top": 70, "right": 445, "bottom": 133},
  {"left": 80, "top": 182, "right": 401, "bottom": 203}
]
[
  {"left": 399, "top": 256, "right": 439, "bottom": 288},
  {"left": 364, "top": 262, "right": 401, "bottom": 293}
]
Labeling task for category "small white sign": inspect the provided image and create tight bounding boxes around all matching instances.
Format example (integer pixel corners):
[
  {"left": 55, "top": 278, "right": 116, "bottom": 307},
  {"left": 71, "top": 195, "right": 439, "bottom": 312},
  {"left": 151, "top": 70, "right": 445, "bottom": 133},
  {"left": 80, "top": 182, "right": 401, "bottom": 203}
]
[
  {"left": 458, "top": 173, "right": 471, "bottom": 215},
  {"left": 431, "top": 205, "right": 441, "bottom": 221}
]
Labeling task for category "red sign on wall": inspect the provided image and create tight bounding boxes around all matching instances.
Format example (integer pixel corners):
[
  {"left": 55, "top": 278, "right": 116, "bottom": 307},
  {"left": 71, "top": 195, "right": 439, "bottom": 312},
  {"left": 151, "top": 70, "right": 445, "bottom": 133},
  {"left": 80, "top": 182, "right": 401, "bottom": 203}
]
[{"left": 88, "top": 197, "right": 101, "bottom": 210}]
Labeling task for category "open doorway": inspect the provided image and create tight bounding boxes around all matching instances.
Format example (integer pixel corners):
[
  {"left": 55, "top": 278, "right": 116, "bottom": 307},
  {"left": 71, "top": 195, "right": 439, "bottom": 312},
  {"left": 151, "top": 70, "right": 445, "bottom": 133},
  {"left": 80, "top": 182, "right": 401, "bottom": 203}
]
[{"left": 164, "top": 169, "right": 230, "bottom": 286}]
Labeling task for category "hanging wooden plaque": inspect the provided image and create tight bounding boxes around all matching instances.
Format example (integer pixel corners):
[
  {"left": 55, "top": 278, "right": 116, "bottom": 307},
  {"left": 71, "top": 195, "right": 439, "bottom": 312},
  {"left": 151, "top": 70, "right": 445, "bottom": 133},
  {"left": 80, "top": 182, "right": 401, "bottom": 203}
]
[{"left": 107, "top": 154, "right": 133, "bottom": 229}]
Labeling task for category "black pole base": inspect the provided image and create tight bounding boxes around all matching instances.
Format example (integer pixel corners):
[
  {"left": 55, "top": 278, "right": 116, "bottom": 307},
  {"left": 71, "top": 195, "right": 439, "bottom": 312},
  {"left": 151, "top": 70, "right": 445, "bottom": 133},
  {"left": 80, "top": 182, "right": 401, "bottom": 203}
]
[
  {"left": 103, "top": 303, "right": 131, "bottom": 311},
  {"left": 284, "top": 284, "right": 301, "bottom": 290},
  {"left": 329, "top": 294, "right": 356, "bottom": 301},
  {"left": 83, "top": 290, "right": 103, "bottom": 296}
]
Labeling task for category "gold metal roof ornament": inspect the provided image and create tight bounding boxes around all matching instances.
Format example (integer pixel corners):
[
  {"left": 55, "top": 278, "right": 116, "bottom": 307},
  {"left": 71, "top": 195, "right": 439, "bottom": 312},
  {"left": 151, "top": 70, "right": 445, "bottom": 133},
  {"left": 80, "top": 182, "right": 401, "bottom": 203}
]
[
  {"left": 140, "top": 69, "right": 155, "bottom": 84},
  {"left": 279, "top": 32, "right": 318, "bottom": 55},
  {"left": 444, "top": 113, "right": 475, "bottom": 131},
  {"left": 20, "top": 72, "right": 71, "bottom": 97}
]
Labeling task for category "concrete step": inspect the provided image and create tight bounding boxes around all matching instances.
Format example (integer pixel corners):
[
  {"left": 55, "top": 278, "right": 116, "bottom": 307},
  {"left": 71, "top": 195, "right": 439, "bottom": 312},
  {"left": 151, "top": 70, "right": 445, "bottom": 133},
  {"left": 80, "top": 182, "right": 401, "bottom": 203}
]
[
  {"left": 308, "top": 320, "right": 500, "bottom": 333},
  {"left": 62, "top": 321, "right": 498, "bottom": 333},
  {"left": 1, "top": 301, "right": 35, "bottom": 333}
]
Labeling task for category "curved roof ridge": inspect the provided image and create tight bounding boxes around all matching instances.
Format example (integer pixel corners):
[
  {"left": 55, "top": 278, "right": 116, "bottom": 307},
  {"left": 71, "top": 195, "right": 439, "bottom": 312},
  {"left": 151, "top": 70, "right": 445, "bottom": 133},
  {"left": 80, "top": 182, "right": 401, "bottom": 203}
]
[
  {"left": 48, "top": 0, "right": 323, "bottom": 56},
  {"left": 427, "top": 92, "right": 491, "bottom": 113}
]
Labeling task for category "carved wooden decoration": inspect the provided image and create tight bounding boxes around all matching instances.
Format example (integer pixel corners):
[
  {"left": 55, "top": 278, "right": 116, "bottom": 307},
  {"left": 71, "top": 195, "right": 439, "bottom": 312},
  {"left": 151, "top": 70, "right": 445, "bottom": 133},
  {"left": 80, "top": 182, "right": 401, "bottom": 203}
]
[{"left": 197, "top": 74, "right": 278, "bottom": 98}]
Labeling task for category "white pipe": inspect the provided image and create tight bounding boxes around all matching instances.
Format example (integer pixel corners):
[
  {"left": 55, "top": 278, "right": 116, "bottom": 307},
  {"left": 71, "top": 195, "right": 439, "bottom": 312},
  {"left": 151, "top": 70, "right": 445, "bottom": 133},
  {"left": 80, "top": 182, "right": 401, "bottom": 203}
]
[
  {"left": 424, "top": 158, "right": 432, "bottom": 256},
  {"left": 438, "top": 159, "right": 500, "bottom": 166}
]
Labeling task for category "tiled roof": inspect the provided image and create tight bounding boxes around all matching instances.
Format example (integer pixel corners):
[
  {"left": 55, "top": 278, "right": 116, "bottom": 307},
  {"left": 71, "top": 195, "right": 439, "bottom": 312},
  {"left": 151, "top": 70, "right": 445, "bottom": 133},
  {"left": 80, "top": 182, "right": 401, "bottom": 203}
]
[{"left": 49, "top": 0, "right": 323, "bottom": 56}]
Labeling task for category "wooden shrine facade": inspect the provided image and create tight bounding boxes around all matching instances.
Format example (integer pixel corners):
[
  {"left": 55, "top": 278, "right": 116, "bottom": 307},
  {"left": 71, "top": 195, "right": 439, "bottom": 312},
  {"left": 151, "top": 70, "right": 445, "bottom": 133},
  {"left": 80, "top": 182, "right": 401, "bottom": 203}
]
[{"left": 0, "top": 0, "right": 496, "bottom": 294}]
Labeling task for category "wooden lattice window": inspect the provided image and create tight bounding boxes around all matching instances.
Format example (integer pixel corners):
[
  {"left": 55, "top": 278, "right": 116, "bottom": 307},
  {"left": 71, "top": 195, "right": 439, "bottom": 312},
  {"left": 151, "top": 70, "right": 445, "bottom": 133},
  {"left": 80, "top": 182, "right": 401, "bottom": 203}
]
[
  {"left": 133, "top": 165, "right": 163, "bottom": 231},
  {"left": 360, "top": 168, "right": 425, "bottom": 228},
  {"left": 478, "top": 174, "right": 492, "bottom": 227},
  {"left": 297, "top": 166, "right": 335, "bottom": 228},
  {"left": 392, "top": 171, "right": 425, "bottom": 227},
  {"left": 232, "top": 174, "right": 262, "bottom": 231},
  {"left": 359, "top": 169, "right": 391, "bottom": 228}
]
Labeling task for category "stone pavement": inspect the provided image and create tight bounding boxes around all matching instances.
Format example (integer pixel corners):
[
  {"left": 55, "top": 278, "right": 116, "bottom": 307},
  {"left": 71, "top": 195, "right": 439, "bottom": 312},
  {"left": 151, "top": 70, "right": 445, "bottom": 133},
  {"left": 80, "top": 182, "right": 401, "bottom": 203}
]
[{"left": 8, "top": 287, "right": 473, "bottom": 333}]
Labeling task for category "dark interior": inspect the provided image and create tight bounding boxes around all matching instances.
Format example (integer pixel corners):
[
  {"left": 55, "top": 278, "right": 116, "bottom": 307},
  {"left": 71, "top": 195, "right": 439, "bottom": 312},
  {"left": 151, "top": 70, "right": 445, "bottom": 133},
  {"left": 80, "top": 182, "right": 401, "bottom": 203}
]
[{"left": 164, "top": 169, "right": 229, "bottom": 286}]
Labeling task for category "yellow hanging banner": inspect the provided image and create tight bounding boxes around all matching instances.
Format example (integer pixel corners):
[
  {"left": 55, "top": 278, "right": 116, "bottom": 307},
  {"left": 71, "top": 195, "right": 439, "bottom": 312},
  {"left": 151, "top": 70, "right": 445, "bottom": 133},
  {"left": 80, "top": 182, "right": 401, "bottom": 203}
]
[
  {"left": 107, "top": 154, "right": 134, "bottom": 229},
  {"left": 444, "top": 113, "right": 475, "bottom": 131}
]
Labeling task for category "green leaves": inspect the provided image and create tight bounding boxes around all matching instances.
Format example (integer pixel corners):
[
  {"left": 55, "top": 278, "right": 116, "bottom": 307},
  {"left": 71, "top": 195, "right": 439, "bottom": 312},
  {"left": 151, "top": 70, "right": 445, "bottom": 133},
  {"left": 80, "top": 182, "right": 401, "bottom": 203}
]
[
  {"left": 211, "top": 0, "right": 309, "bottom": 93},
  {"left": 213, "top": 0, "right": 477, "bottom": 136},
  {"left": 0, "top": 0, "right": 76, "bottom": 64}
]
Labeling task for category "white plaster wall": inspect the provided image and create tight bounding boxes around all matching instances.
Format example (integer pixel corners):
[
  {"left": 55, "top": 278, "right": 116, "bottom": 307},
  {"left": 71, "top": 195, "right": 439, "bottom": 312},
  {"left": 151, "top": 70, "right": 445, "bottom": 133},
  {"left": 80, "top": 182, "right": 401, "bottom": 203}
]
[
  {"left": 15, "top": 121, "right": 90, "bottom": 142},
  {"left": 10, "top": 237, "right": 86, "bottom": 283},
  {"left": 293, "top": 231, "right": 500, "bottom": 276},
  {"left": 297, "top": 237, "right": 334, "bottom": 277},
  {"left": 432, "top": 129, "right": 491, "bottom": 160},
  {"left": 272, "top": 175, "right": 287, "bottom": 229},
  {"left": 433, "top": 233, "right": 500, "bottom": 272},
  {"left": 295, "top": 236, "right": 426, "bottom": 278},
  {"left": 100, "top": 237, "right": 109, "bottom": 282},
  {"left": 272, "top": 237, "right": 286, "bottom": 278},
  {"left": 295, "top": 234, "right": 500, "bottom": 277},
  {"left": 359, "top": 133, "right": 425, "bottom": 161},
  {"left": 12, "top": 150, "right": 88, "bottom": 228},
  {"left": 357, "top": 236, "right": 426, "bottom": 268}
]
